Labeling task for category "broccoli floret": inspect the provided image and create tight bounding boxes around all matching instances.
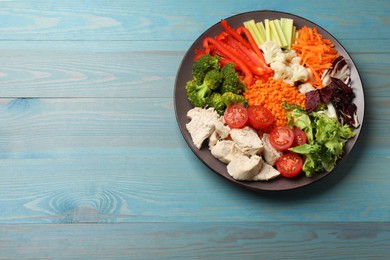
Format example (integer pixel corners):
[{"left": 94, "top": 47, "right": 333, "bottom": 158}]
[
  {"left": 192, "top": 54, "right": 220, "bottom": 84},
  {"left": 221, "top": 92, "right": 248, "bottom": 107},
  {"left": 185, "top": 69, "right": 223, "bottom": 108},
  {"left": 185, "top": 79, "right": 209, "bottom": 107},
  {"left": 220, "top": 63, "right": 247, "bottom": 95},
  {"left": 207, "top": 92, "right": 226, "bottom": 115},
  {"left": 203, "top": 69, "right": 223, "bottom": 91}
]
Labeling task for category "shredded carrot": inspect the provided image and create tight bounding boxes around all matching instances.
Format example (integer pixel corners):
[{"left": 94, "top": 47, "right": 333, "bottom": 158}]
[
  {"left": 292, "top": 26, "right": 339, "bottom": 89},
  {"left": 244, "top": 77, "right": 306, "bottom": 126}
]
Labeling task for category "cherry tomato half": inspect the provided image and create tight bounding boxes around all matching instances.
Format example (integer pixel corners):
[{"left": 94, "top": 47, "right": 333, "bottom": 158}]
[
  {"left": 247, "top": 105, "right": 275, "bottom": 130},
  {"left": 292, "top": 127, "right": 308, "bottom": 147},
  {"left": 224, "top": 104, "right": 248, "bottom": 129},
  {"left": 269, "top": 125, "right": 294, "bottom": 151},
  {"left": 276, "top": 152, "right": 303, "bottom": 178}
]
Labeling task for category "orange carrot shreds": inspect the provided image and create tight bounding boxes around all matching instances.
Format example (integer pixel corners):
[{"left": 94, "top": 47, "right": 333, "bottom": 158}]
[
  {"left": 244, "top": 77, "right": 306, "bottom": 126},
  {"left": 292, "top": 26, "right": 339, "bottom": 89}
]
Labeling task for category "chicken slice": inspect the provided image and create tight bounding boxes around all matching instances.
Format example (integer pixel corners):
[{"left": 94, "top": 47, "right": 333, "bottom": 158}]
[
  {"left": 253, "top": 162, "right": 281, "bottom": 181},
  {"left": 186, "top": 107, "right": 230, "bottom": 149},
  {"left": 208, "top": 130, "right": 219, "bottom": 148},
  {"left": 227, "top": 155, "right": 264, "bottom": 181},
  {"left": 261, "top": 133, "right": 282, "bottom": 166},
  {"left": 210, "top": 140, "right": 244, "bottom": 164},
  {"left": 186, "top": 119, "right": 214, "bottom": 149},
  {"left": 230, "top": 126, "right": 264, "bottom": 155}
]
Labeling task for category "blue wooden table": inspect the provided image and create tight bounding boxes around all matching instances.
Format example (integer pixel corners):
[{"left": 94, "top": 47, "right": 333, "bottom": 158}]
[{"left": 0, "top": 0, "right": 389, "bottom": 259}]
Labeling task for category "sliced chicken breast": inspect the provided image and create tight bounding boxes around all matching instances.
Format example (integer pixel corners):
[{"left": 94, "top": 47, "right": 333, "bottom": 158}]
[{"left": 227, "top": 155, "right": 264, "bottom": 181}]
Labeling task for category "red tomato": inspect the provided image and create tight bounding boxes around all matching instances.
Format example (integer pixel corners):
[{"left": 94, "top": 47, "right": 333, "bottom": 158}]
[
  {"left": 292, "top": 127, "right": 307, "bottom": 147},
  {"left": 269, "top": 125, "right": 294, "bottom": 151},
  {"left": 276, "top": 152, "right": 303, "bottom": 178},
  {"left": 224, "top": 104, "right": 248, "bottom": 129},
  {"left": 247, "top": 105, "right": 275, "bottom": 130}
]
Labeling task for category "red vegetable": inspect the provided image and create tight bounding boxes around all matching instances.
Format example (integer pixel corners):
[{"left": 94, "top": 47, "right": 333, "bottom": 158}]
[
  {"left": 292, "top": 127, "right": 307, "bottom": 147},
  {"left": 197, "top": 19, "right": 274, "bottom": 86},
  {"left": 247, "top": 105, "right": 275, "bottom": 130},
  {"left": 222, "top": 35, "right": 267, "bottom": 76},
  {"left": 236, "top": 26, "right": 269, "bottom": 69},
  {"left": 203, "top": 37, "right": 254, "bottom": 86},
  {"left": 276, "top": 152, "right": 303, "bottom": 178},
  {"left": 224, "top": 104, "right": 248, "bottom": 128},
  {"left": 269, "top": 125, "right": 294, "bottom": 151},
  {"left": 220, "top": 19, "right": 252, "bottom": 50}
]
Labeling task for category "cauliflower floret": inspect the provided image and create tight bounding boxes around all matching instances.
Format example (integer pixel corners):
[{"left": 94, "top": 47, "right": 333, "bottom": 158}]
[
  {"left": 298, "top": 82, "right": 315, "bottom": 94},
  {"left": 260, "top": 41, "right": 283, "bottom": 64},
  {"left": 289, "top": 64, "right": 310, "bottom": 84},
  {"left": 261, "top": 41, "right": 310, "bottom": 86}
]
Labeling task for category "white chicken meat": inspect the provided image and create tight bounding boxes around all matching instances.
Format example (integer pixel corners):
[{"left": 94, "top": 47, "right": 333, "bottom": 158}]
[
  {"left": 227, "top": 155, "right": 264, "bottom": 181},
  {"left": 230, "top": 126, "right": 264, "bottom": 155}
]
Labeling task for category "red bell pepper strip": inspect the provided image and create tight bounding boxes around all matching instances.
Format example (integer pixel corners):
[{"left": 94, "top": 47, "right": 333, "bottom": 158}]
[
  {"left": 236, "top": 26, "right": 269, "bottom": 68},
  {"left": 220, "top": 19, "right": 253, "bottom": 50},
  {"left": 194, "top": 48, "right": 208, "bottom": 61},
  {"left": 220, "top": 19, "right": 272, "bottom": 74},
  {"left": 203, "top": 37, "right": 253, "bottom": 86},
  {"left": 222, "top": 35, "right": 267, "bottom": 76}
]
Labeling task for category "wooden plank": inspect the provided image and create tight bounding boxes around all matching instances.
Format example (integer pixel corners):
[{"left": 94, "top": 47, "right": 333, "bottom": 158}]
[
  {"left": 0, "top": 98, "right": 179, "bottom": 158},
  {"left": 1, "top": 222, "right": 389, "bottom": 259},
  {"left": 0, "top": 46, "right": 182, "bottom": 98},
  {"left": 0, "top": 0, "right": 388, "bottom": 41},
  {"left": 0, "top": 47, "right": 388, "bottom": 98},
  {"left": 0, "top": 154, "right": 388, "bottom": 223}
]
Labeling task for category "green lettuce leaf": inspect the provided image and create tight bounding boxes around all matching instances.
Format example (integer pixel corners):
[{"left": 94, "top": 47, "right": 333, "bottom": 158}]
[{"left": 287, "top": 108, "right": 357, "bottom": 177}]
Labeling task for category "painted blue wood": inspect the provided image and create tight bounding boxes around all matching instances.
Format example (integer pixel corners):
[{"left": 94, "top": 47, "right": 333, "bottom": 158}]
[
  {"left": 0, "top": 0, "right": 388, "bottom": 41},
  {"left": 0, "top": 0, "right": 389, "bottom": 258},
  {"left": 1, "top": 222, "right": 389, "bottom": 259}
]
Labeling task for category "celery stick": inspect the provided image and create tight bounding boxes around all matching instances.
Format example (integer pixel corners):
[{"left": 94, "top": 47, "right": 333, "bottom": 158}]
[
  {"left": 274, "top": 19, "right": 288, "bottom": 48},
  {"left": 255, "top": 22, "right": 267, "bottom": 43},
  {"left": 243, "top": 20, "right": 259, "bottom": 46},
  {"left": 264, "top": 19, "right": 271, "bottom": 42},
  {"left": 292, "top": 26, "right": 297, "bottom": 45},
  {"left": 280, "top": 18, "right": 294, "bottom": 49},
  {"left": 244, "top": 20, "right": 265, "bottom": 46},
  {"left": 269, "top": 20, "right": 282, "bottom": 47}
]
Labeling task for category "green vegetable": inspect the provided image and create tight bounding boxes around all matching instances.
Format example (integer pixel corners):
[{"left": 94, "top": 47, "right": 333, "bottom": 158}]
[
  {"left": 287, "top": 108, "right": 356, "bottom": 177},
  {"left": 192, "top": 54, "right": 220, "bottom": 84},
  {"left": 244, "top": 18, "right": 296, "bottom": 49},
  {"left": 270, "top": 20, "right": 288, "bottom": 48},
  {"left": 207, "top": 92, "right": 226, "bottom": 115},
  {"left": 280, "top": 18, "right": 295, "bottom": 49},
  {"left": 186, "top": 54, "right": 249, "bottom": 113},
  {"left": 289, "top": 108, "right": 314, "bottom": 143},
  {"left": 185, "top": 69, "right": 223, "bottom": 108},
  {"left": 221, "top": 92, "right": 248, "bottom": 108},
  {"left": 243, "top": 20, "right": 265, "bottom": 47},
  {"left": 220, "top": 63, "right": 246, "bottom": 95}
]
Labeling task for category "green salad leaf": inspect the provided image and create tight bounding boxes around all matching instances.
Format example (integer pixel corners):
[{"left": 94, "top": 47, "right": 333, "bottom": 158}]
[{"left": 288, "top": 108, "right": 356, "bottom": 177}]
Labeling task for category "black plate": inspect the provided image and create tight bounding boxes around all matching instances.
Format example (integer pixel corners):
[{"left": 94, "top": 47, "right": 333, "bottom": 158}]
[{"left": 174, "top": 11, "right": 365, "bottom": 191}]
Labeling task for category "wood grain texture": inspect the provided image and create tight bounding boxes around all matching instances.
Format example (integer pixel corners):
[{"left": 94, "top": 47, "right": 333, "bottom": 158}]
[
  {"left": 0, "top": 0, "right": 388, "bottom": 41},
  {"left": 0, "top": 0, "right": 389, "bottom": 257},
  {"left": 1, "top": 222, "right": 389, "bottom": 259}
]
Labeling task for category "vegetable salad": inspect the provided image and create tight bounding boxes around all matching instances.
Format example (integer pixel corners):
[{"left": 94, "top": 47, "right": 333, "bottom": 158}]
[{"left": 184, "top": 17, "right": 359, "bottom": 179}]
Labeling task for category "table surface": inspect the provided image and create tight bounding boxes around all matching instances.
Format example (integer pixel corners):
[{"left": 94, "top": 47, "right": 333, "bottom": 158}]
[{"left": 1, "top": 0, "right": 389, "bottom": 259}]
